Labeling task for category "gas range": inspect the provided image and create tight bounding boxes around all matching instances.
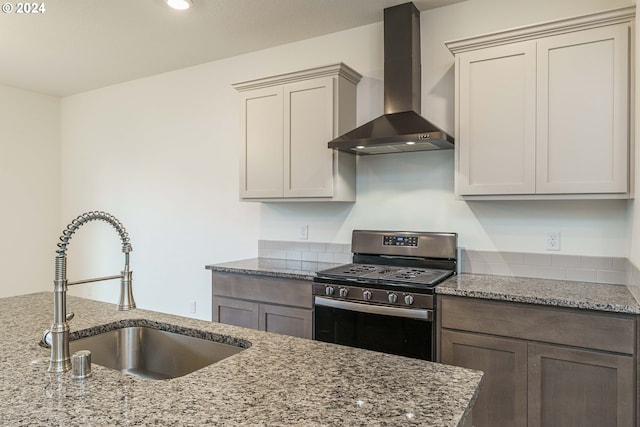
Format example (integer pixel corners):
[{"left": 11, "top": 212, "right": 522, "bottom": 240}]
[
  {"left": 313, "top": 230, "right": 457, "bottom": 309},
  {"left": 312, "top": 230, "right": 457, "bottom": 361}
]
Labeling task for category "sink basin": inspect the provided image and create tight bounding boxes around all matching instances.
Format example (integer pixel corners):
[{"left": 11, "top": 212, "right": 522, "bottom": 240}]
[{"left": 69, "top": 324, "right": 247, "bottom": 380}]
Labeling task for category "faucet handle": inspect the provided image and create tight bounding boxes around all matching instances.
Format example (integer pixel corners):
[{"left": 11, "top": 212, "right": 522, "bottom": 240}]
[
  {"left": 40, "top": 312, "right": 74, "bottom": 348},
  {"left": 41, "top": 330, "right": 52, "bottom": 347}
]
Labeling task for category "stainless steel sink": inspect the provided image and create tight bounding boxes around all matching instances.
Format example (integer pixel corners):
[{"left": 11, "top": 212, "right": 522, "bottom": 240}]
[{"left": 69, "top": 325, "right": 246, "bottom": 380}]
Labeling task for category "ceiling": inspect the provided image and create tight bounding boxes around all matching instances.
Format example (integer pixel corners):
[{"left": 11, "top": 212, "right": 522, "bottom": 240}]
[{"left": 0, "top": 0, "right": 463, "bottom": 97}]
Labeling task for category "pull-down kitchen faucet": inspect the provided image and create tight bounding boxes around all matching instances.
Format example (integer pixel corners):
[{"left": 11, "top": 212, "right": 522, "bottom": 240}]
[{"left": 47, "top": 211, "right": 136, "bottom": 373}]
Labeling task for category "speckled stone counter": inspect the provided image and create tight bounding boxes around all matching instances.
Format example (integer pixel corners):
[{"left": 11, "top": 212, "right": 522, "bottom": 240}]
[
  {"left": 206, "top": 257, "right": 341, "bottom": 281},
  {"left": 437, "top": 274, "right": 640, "bottom": 314},
  {"left": 3, "top": 292, "right": 482, "bottom": 426}
]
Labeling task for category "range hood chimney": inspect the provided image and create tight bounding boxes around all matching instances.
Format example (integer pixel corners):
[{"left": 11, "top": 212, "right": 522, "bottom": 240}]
[{"left": 328, "top": 2, "right": 454, "bottom": 155}]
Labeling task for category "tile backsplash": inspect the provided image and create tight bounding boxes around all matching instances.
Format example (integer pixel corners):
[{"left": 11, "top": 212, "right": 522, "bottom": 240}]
[
  {"left": 460, "top": 249, "right": 629, "bottom": 285},
  {"left": 258, "top": 240, "right": 352, "bottom": 264}
]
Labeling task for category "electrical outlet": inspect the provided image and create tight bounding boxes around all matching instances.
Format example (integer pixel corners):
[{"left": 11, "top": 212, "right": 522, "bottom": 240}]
[
  {"left": 546, "top": 232, "right": 561, "bottom": 251},
  {"left": 189, "top": 300, "right": 196, "bottom": 314},
  {"left": 299, "top": 224, "right": 309, "bottom": 240}
]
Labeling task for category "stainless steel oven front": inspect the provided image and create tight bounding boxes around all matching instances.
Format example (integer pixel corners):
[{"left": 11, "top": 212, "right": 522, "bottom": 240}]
[{"left": 313, "top": 284, "right": 435, "bottom": 361}]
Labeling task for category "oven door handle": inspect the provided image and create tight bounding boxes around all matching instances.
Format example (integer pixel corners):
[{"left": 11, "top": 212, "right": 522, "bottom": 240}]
[{"left": 314, "top": 296, "right": 433, "bottom": 321}]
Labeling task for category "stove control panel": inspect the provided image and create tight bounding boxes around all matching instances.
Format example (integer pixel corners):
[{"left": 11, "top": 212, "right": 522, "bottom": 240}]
[
  {"left": 313, "top": 283, "right": 433, "bottom": 310},
  {"left": 383, "top": 235, "right": 419, "bottom": 247}
]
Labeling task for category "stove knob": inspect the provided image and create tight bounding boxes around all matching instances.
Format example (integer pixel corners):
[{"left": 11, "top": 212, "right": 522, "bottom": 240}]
[
  {"left": 363, "top": 290, "right": 372, "bottom": 300},
  {"left": 404, "top": 295, "right": 414, "bottom": 305},
  {"left": 339, "top": 288, "right": 349, "bottom": 298},
  {"left": 325, "top": 286, "right": 335, "bottom": 296},
  {"left": 388, "top": 293, "right": 398, "bottom": 303}
]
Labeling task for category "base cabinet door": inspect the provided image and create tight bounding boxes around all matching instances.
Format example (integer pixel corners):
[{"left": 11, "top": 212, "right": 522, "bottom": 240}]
[
  {"left": 528, "top": 343, "right": 635, "bottom": 427},
  {"left": 441, "top": 330, "right": 528, "bottom": 427},
  {"left": 213, "top": 296, "right": 259, "bottom": 330},
  {"left": 259, "top": 304, "right": 312, "bottom": 339}
]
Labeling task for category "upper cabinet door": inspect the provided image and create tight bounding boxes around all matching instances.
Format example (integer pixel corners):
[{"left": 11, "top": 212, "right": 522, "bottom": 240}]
[
  {"left": 457, "top": 41, "right": 537, "bottom": 195},
  {"left": 283, "top": 77, "right": 335, "bottom": 198},
  {"left": 536, "top": 24, "right": 629, "bottom": 194},
  {"left": 239, "top": 86, "right": 284, "bottom": 198}
]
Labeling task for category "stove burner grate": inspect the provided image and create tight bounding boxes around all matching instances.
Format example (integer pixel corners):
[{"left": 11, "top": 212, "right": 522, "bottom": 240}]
[{"left": 316, "top": 263, "right": 453, "bottom": 287}]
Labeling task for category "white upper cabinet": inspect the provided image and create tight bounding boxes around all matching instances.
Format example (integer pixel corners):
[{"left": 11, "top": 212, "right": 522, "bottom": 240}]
[
  {"left": 234, "top": 64, "right": 361, "bottom": 202},
  {"left": 447, "top": 7, "right": 635, "bottom": 199}
]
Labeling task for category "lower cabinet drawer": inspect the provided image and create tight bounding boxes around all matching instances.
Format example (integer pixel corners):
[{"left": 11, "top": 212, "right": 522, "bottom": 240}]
[
  {"left": 212, "top": 272, "right": 312, "bottom": 308},
  {"left": 440, "top": 296, "right": 636, "bottom": 354}
]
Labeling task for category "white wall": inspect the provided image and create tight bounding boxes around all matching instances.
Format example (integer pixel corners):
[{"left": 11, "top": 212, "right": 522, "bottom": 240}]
[
  {"left": 262, "top": 0, "right": 633, "bottom": 253},
  {"left": 629, "top": 6, "right": 640, "bottom": 267},
  {"left": 0, "top": 84, "right": 60, "bottom": 297},
  {"left": 60, "top": 0, "right": 634, "bottom": 319}
]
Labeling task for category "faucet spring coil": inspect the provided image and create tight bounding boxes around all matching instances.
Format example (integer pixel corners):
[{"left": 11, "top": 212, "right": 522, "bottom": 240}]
[
  {"left": 54, "top": 256, "right": 66, "bottom": 279},
  {"left": 56, "top": 211, "right": 132, "bottom": 257}
]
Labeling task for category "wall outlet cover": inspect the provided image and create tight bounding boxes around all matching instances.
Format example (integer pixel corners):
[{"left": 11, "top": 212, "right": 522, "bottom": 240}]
[
  {"left": 546, "top": 232, "right": 560, "bottom": 251},
  {"left": 299, "top": 224, "right": 309, "bottom": 240}
]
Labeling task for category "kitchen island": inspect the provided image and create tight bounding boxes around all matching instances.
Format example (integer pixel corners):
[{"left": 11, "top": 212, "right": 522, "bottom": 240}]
[{"left": 1, "top": 292, "right": 482, "bottom": 426}]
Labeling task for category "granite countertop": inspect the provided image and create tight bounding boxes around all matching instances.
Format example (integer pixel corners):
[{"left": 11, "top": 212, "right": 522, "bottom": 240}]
[
  {"left": 206, "top": 257, "right": 342, "bottom": 280},
  {"left": 209, "top": 258, "right": 640, "bottom": 315},
  {"left": 437, "top": 273, "right": 640, "bottom": 314},
  {"left": 3, "top": 292, "right": 482, "bottom": 426}
]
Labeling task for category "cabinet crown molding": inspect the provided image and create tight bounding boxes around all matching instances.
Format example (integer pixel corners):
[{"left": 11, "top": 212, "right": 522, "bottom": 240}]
[
  {"left": 233, "top": 63, "right": 362, "bottom": 92},
  {"left": 446, "top": 6, "right": 635, "bottom": 54}
]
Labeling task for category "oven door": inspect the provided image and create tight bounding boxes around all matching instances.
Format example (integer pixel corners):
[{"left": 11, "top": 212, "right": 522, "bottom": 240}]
[{"left": 314, "top": 296, "right": 434, "bottom": 361}]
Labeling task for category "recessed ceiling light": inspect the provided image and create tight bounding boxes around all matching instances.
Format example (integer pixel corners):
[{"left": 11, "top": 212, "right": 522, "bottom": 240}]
[
  {"left": 166, "top": 0, "right": 191, "bottom": 10},
  {"left": 406, "top": 141, "right": 416, "bottom": 145}
]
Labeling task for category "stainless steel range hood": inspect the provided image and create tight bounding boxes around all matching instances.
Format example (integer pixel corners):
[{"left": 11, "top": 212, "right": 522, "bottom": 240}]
[{"left": 328, "top": 2, "right": 454, "bottom": 155}]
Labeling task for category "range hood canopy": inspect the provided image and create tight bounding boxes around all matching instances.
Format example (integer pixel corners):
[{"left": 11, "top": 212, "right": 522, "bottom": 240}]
[{"left": 328, "top": 2, "right": 454, "bottom": 155}]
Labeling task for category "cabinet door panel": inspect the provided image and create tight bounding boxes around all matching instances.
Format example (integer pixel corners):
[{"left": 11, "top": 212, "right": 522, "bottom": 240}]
[
  {"left": 458, "top": 41, "right": 536, "bottom": 195},
  {"left": 259, "top": 304, "right": 312, "bottom": 339},
  {"left": 536, "top": 24, "right": 629, "bottom": 194},
  {"left": 441, "top": 330, "right": 527, "bottom": 427},
  {"left": 528, "top": 343, "right": 634, "bottom": 427},
  {"left": 213, "top": 296, "right": 259, "bottom": 330},
  {"left": 284, "top": 77, "right": 335, "bottom": 197},
  {"left": 240, "top": 86, "right": 284, "bottom": 198}
]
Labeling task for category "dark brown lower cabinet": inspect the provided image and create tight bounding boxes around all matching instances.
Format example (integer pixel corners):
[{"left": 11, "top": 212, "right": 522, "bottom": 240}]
[
  {"left": 439, "top": 295, "right": 637, "bottom": 427},
  {"left": 211, "top": 272, "right": 313, "bottom": 339}
]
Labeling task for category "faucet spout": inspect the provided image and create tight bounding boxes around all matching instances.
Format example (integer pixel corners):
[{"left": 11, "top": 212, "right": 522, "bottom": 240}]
[{"left": 48, "top": 211, "right": 136, "bottom": 373}]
